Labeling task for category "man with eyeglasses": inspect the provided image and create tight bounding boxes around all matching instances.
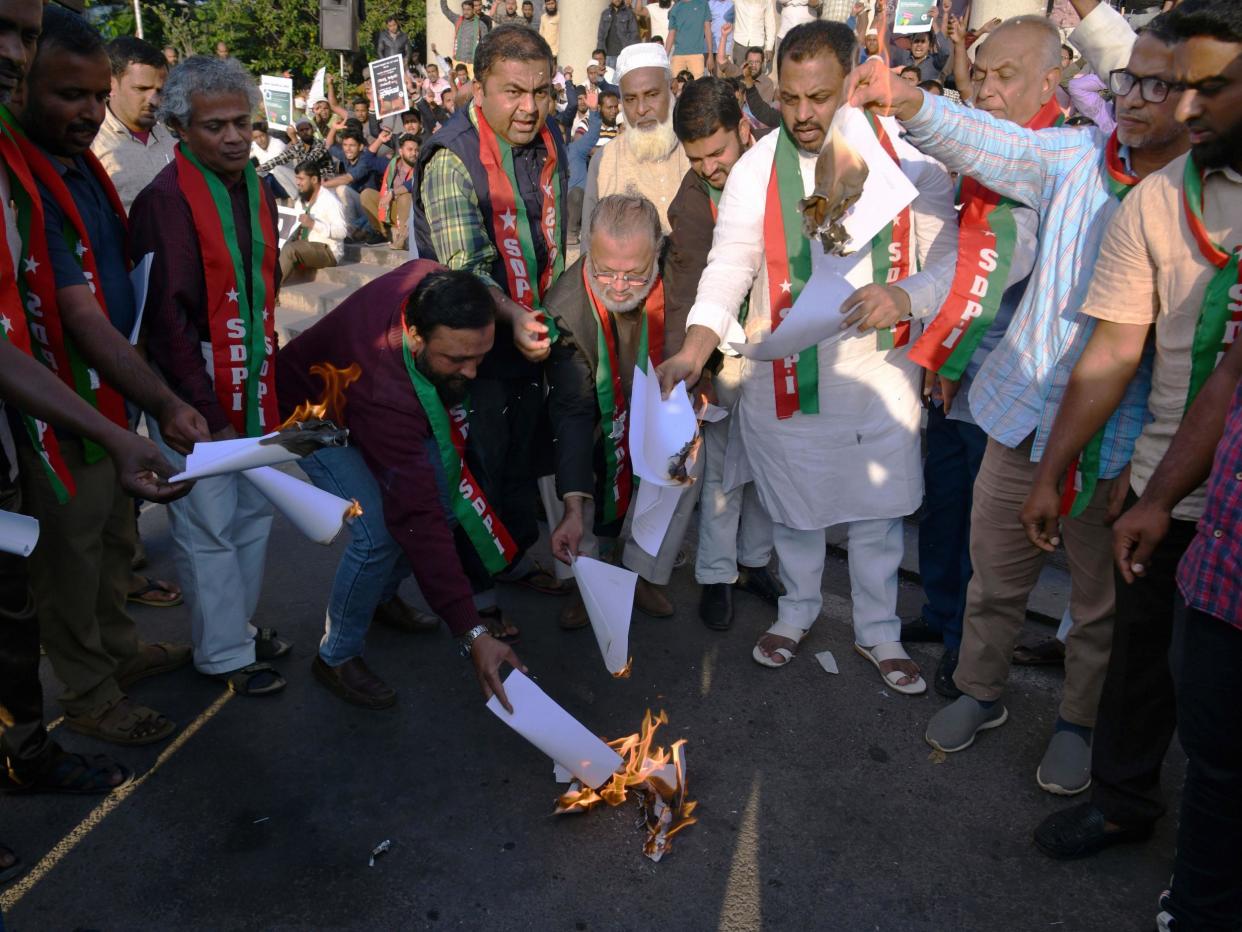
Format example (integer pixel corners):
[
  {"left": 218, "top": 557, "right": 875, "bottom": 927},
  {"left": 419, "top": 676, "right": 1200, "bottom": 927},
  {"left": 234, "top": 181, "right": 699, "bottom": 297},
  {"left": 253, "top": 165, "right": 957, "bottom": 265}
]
[
  {"left": 541, "top": 194, "right": 702, "bottom": 626},
  {"left": 846, "top": 0, "right": 1188, "bottom": 790},
  {"left": 1024, "top": 0, "right": 1238, "bottom": 871}
]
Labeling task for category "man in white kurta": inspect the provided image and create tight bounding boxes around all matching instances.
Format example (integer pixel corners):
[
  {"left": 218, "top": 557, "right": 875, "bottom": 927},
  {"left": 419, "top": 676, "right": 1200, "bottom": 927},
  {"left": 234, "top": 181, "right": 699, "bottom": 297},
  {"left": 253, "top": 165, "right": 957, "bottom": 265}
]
[{"left": 660, "top": 20, "right": 957, "bottom": 690}]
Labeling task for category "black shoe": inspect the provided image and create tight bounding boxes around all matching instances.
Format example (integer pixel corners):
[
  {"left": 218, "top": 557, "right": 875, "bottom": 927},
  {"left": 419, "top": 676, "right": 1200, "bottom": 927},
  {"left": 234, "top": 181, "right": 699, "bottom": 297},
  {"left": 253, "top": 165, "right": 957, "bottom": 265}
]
[
  {"left": 700, "top": 583, "right": 733, "bottom": 630},
  {"left": 901, "top": 616, "right": 943, "bottom": 643},
  {"left": 935, "top": 649, "right": 962, "bottom": 699},
  {"left": 1033, "top": 802, "right": 1153, "bottom": 860},
  {"left": 734, "top": 565, "right": 784, "bottom": 606}
]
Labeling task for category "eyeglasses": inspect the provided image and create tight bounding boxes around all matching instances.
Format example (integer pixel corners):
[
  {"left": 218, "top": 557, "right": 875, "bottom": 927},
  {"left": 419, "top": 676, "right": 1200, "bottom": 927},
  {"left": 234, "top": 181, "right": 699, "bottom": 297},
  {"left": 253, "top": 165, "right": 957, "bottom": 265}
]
[
  {"left": 590, "top": 267, "right": 653, "bottom": 287},
  {"left": 1109, "top": 69, "right": 1172, "bottom": 104}
]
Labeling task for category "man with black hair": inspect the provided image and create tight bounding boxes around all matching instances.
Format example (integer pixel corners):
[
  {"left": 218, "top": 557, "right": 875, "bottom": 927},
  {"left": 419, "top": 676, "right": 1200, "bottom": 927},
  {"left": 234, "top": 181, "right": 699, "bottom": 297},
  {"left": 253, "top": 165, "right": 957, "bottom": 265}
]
[
  {"left": 416, "top": 24, "right": 571, "bottom": 606},
  {"left": 91, "top": 34, "right": 173, "bottom": 210},
  {"left": 441, "top": 0, "right": 490, "bottom": 74},
  {"left": 659, "top": 21, "right": 956, "bottom": 688},
  {"left": 276, "top": 263, "right": 527, "bottom": 712},
  {"left": 279, "top": 160, "right": 347, "bottom": 279},
  {"left": 377, "top": 14, "right": 410, "bottom": 61},
  {"left": 326, "top": 128, "right": 388, "bottom": 243},
  {"left": 8, "top": 5, "right": 208, "bottom": 742},
  {"left": 378, "top": 132, "right": 421, "bottom": 249},
  {"left": 665, "top": 76, "right": 781, "bottom": 631}
]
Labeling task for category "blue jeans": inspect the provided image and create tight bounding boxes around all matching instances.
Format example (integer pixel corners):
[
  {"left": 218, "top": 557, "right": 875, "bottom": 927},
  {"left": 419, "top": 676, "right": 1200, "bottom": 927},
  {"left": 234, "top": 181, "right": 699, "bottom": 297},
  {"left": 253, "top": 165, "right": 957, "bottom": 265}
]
[
  {"left": 916, "top": 405, "right": 987, "bottom": 652},
  {"left": 299, "top": 446, "right": 410, "bottom": 665}
]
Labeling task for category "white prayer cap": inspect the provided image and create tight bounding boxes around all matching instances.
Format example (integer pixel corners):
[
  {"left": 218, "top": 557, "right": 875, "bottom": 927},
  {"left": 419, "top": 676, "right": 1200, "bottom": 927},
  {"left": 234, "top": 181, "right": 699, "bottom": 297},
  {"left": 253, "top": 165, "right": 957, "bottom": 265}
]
[{"left": 616, "top": 43, "right": 671, "bottom": 81}]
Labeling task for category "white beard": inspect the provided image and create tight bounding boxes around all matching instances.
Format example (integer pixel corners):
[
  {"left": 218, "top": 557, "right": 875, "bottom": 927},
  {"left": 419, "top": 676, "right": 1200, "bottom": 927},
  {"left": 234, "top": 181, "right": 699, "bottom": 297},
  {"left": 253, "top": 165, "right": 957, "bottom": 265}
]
[
  {"left": 626, "top": 115, "right": 678, "bottom": 163},
  {"left": 587, "top": 273, "right": 655, "bottom": 314}
]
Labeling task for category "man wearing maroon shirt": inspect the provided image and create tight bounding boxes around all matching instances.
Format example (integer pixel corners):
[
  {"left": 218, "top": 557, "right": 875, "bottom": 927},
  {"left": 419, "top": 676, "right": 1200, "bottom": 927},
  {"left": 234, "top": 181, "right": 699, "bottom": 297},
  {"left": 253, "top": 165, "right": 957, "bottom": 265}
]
[{"left": 275, "top": 262, "right": 525, "bottom": 710}]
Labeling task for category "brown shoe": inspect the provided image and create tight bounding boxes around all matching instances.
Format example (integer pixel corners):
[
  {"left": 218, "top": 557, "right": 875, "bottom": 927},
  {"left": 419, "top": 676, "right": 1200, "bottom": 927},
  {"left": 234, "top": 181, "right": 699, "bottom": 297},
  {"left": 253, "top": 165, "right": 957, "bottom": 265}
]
[
  {"left": 372, "top": 596, "right": 440, "bottom": 634},
  {"left": 559, "top": 593, "right": 590, "bottom": 630},
  {"left": 116, "top": 641, "right": 192, "bottom": 690},
  {"left": 312, "top": 656, "right": 396, "bottom": 709},
  {"left": 634, "top": 578, "right": 674, "bottom": 618}
]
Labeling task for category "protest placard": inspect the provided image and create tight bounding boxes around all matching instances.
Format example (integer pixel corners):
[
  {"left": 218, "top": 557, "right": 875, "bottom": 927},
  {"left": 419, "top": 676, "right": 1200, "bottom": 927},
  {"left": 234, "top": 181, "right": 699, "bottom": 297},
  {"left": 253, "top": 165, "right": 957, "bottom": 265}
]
[
  {"left": 368, "top": 54, "right": 409, "bottom": 119},
  {"left": 260, "top": 74, "right": 294, "bottom": 130},
  {"left": 276, "top": 205, "right": 302, "bottom": 250},
  {"left": 893, "top": 0, "right": 936, "bottom": 33}
]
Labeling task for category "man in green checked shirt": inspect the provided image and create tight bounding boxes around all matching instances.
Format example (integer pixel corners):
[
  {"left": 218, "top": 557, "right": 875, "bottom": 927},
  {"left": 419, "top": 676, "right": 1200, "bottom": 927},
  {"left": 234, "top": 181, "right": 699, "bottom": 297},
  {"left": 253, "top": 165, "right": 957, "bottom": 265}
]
[{"left": 415, "top": 25, "right": 572, "bottom": 609}]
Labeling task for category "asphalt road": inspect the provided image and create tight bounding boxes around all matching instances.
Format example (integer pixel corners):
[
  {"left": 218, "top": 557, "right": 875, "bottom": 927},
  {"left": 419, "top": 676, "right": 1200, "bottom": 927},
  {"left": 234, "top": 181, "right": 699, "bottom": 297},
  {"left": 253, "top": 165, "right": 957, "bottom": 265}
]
[{"left": 1, "top": 496, "right": 1181, "bottom": 932}]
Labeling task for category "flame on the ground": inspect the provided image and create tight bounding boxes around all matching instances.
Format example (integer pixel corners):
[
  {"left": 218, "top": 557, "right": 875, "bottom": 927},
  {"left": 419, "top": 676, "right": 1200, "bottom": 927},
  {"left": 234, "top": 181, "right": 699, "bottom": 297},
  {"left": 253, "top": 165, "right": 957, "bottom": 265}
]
[
  {"left": 278, "top": 362, "right": 362, "bottom": 429},
  {"left": 554, "top": 710, "right": 698, "bottom": 861}
]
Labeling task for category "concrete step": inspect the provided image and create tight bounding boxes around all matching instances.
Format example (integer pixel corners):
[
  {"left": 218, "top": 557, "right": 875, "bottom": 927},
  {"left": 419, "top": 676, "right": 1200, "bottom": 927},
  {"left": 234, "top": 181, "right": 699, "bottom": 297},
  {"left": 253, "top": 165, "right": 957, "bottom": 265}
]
[
  {"left": 313, "top": 262, "right": 386, "bottom": 290},
  {"left": 342, "top": 242, "right": 410, "bottom": 268},
  {"left": 275, "top": 278, "right": 353, "bottom": 318}
]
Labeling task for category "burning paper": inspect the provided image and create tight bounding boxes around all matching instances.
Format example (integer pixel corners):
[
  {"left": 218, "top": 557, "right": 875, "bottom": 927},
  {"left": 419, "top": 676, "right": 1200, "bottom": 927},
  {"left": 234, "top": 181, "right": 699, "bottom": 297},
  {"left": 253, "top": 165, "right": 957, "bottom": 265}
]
[
  {"left": 800, "top": 124, "right": 869, "bottom": 256},
  {"left": 629, "top": 364, "right": 699, "bottom": 488},
  {"left": 486, "top": 670, "right": 624, "bottom": 789},
  {"left": 242, "top": 466, "right": 361, "bottom": 545},
  {"left": 572, "top": 555, "right": 635, "bottom": 677},
  {"left": 553, "top": 710, "right": 698, "bottom": 862},
  {"left": 0, "top": 511, "right": 39, "bottom": 557}
]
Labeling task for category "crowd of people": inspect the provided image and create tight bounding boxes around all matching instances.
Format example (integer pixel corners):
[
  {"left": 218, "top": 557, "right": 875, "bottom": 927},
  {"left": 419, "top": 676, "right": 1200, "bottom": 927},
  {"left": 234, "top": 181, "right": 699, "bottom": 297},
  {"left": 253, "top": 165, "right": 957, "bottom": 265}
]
[{"left": 0, "top": 0, "right": 1239, "bottom": 928}]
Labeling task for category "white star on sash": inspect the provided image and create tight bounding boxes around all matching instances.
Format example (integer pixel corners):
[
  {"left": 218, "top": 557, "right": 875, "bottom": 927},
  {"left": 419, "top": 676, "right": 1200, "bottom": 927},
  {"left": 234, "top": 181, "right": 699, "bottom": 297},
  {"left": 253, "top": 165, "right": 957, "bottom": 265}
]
[
  {"left": 500, "top": 208, "right": 517, "bottom": 230},
  {"left": 543, "top": 183, "right": 553, "bottom": 196},
  {"left": 23, "top": 255, "right": 38, "bottom": 274},
  {"left": 0, "top": 314, "right": 11, "bottom": 335},
  {"left": 74, "top": 241, "right": 87, "bottom": 258},
  {"left": 226, "top": 288, "right": 239, "bottom": 303},
  {"left": 779, "top": 280, "right": 792, "bottom": 294}
]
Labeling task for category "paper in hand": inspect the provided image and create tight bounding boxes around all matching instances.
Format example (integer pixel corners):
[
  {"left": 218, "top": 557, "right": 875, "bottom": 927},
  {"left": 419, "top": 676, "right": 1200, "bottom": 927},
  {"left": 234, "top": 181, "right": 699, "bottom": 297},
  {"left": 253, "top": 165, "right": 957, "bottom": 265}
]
[
  {"left": 573, "top": 555, "right": 635, "bottom": 676},
  {"left": 830, "top": 106, "right": 919, "bottom": 253},
  {"left": 171, "top": 434, "right": 302, "bottom": 482},
  {"left": 731, "top": 269, "right": 856, "bottom": 361},
  {"left": 486, "top": 670, "right": 624, "bottom": 789},
  {"left": 0, "top": 511, "right": 39, "bottom": 557},
  {"left": 628, "top": 363, "right": 698, "bottom": 487},
  {"left": 241, "top": 466, "right": 358, "bottom": 545},
  {"left": 629, "top": 478, "right": 684, "bottom": 558},
  {"left": 128, "top": 253, "right": 153, "bottom": 345}
]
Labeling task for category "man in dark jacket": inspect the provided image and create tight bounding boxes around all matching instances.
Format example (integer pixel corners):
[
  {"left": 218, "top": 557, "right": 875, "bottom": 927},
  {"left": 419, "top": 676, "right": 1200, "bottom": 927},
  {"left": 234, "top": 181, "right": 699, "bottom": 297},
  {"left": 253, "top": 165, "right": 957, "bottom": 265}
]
[
  {"left": 597, "top": 0, "right": 640, "bottom": 67},
  {"left": 376, "top": 16, "right": 410, "bottom": 60}
]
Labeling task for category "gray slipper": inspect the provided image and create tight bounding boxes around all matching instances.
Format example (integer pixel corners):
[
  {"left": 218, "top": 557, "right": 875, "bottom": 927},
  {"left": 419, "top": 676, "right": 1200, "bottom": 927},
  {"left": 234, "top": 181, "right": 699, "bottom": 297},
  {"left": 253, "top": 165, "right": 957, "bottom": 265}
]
[
  {"left": 1037, "top": 730, "right": 1092, "bottom": 796},
  {"left": 926, "top": 695, "right": 1008, "bottom": 753}
]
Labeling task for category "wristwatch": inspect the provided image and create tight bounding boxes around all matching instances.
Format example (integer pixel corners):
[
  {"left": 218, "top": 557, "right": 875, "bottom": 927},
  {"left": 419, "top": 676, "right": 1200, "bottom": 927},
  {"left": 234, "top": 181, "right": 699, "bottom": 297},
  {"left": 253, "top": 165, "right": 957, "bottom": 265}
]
[{"left": 459, "top": 624, "right": 489, "bottom": 658}]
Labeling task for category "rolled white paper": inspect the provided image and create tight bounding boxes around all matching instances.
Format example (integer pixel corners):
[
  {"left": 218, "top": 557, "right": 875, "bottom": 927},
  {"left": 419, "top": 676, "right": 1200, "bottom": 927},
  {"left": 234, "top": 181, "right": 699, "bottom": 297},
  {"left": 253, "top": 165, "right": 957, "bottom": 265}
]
[
  {"left": 171, "top": 434, "right": 302, "bottom": 482},
  {"left": 573, "top": 555, "right": 636, "bottom": 675},
  {"left": 241, "top": 466, "right": 356, "bottom": 545},
  {"left": 0, "top": 511, "right": 39, "bottom": 557}
]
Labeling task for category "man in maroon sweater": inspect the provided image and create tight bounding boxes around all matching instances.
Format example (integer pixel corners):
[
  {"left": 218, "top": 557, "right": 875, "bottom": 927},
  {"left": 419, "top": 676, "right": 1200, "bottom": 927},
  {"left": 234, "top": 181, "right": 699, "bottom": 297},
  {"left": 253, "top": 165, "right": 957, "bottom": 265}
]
[{"left": 276, "top": 262, "right": 525, "bottom": 710}]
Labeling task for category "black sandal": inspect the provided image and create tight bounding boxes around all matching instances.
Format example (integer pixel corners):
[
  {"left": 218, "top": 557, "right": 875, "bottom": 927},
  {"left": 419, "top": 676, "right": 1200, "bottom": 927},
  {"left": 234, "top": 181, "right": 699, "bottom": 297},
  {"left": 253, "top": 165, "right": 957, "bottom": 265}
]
[
  {"left": 212, "top": 662, "right": 287, "bottom": 696},
  {"left": 255, "top": 628, "right": 292, "bottom": 661},
  {"left": 2, "top": 749, "right": 133, "bottom": 796}
]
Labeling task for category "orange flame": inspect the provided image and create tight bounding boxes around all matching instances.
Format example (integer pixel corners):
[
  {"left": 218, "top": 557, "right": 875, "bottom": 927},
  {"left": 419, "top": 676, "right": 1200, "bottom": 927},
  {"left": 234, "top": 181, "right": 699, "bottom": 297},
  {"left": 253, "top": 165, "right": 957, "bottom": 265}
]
[
  {"left": 344, "top": 500, "right": 364, "bottom": 521},
  {"left": 553, "top": 709, "right": 697, "bottom": 861},
  {"left": 278, "top": 362, "right": 362, "bottom": 429}
]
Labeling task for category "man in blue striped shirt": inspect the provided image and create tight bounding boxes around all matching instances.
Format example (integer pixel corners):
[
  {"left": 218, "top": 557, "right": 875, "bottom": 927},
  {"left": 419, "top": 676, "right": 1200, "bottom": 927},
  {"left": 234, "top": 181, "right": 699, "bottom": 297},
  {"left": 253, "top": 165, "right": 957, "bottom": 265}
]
[{"left": 846, "top": 4, "right": 1188, "bottom": 796}]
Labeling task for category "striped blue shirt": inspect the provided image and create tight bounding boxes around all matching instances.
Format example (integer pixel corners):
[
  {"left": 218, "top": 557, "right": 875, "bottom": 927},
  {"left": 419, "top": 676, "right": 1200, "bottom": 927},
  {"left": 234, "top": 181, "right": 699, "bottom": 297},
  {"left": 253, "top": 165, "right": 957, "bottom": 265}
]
[{"left": 904, "top": 94, "right": 1150, "bottom": 478}]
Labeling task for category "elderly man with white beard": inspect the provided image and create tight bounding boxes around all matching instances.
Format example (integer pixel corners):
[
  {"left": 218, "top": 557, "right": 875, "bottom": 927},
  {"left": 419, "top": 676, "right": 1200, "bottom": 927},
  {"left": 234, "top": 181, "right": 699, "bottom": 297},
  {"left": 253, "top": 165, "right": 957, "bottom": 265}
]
[
  {"left": 542, "top": 194, "right": 702, "bottom": 625},
  {"left": 581, "top": 43, "right": 690, "bottom": 232}
]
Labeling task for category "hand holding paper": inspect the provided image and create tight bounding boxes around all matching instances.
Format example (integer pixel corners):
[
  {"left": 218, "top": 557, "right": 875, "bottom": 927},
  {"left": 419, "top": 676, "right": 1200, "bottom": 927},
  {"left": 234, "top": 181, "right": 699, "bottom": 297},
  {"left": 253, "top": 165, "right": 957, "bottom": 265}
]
[
  {"left": 731, "top": 269, "right": 856, "bottom": 361},
  {"left": 573, "top": 555, "right": 635, "bottom": 676},
  {"left": 629, "top": 363, "right": 699, "bottom": 487}
]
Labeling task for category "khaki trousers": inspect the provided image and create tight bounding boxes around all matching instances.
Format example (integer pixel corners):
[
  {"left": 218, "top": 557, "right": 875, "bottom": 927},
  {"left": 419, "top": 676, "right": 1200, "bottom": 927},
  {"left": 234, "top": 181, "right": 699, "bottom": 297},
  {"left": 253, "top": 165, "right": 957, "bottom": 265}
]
[
  {"left": 18, "top": 437, "right": 138, "bottom": 717},
  {"left": 954, "top": 436, "right": 1117, "bottom": 726},
  {"left": 671, "top": 53, "right": 706, "bottom": 77},
  {"left": 359, "top": 188, "right": 382, "bottom": 233},
  {"left": 390, "top": 190, "right": 412, "bottom": 247},
  {"left": 279, "top": 239, "right": 337, "bottom": 280}
]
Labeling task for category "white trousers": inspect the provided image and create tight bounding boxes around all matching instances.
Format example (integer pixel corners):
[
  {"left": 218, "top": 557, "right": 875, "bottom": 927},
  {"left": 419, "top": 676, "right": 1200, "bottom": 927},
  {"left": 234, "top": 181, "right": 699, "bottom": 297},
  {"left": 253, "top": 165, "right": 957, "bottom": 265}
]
[
  {"left": 695, "top": 416, "right": 773, "bottom": 584},
  {"left": 772, "top": 516, "right": 904, "bottom": 647},
  {"left": 151, "top": 423, "right": 274, "bottom": 673}
]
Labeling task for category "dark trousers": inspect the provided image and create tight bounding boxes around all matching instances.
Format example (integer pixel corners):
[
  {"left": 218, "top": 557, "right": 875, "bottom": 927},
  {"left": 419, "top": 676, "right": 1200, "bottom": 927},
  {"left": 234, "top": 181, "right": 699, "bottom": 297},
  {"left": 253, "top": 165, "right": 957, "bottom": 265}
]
[
  {"left": 916, "top": 404, "right": 987, "bottom": 651},
  {"left": 1092, "top": 491, "right": 1197, "bottom": 827},
  {"left": 468, "top": 376, "right": 543, "bottom": 556},
  {"left": 567, "top": 186, "right": 585, "bottom": 240},
  {"left": 0, "top": 482, "right": 54, "bottom": 783},
  {"left": 1167, "top": 605, "right": 1242, "bottom": 931}
]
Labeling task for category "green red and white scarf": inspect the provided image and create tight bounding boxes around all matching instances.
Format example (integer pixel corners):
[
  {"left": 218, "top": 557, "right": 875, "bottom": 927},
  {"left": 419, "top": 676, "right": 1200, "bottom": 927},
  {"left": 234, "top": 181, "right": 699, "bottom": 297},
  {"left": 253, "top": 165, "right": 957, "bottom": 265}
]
[
  {"left": 378, "top": 156, "right": 413, "bottom": 225},
  {"left": 401, "top": 336, "right": 518, "bottom": 574},
  {"left": 866, "top": 112, "right": 915, "bottom": 351},
  {"left": 1, "top": 106, "right": 130, "bottom": 479},
  {"left": 583, "top": 262, "right": 666, "bottom": 524},
  {"left": 0, "top": 114, "right": 76, "bottom": 501},
  {"left": 763, "top": 125, "right": 818, "bottom": 420},
  {"left": 1059, "top": 132, "right": 1142, "bottom": 517},
  {"left": 475, "top": 104, "right": 563, "bottom": 340},
  {"left": 910, "top": 97, "right": 1063, "bottom": 378},
  {"left": 175, "top": 144, "right": 278, "bottom": 437}
]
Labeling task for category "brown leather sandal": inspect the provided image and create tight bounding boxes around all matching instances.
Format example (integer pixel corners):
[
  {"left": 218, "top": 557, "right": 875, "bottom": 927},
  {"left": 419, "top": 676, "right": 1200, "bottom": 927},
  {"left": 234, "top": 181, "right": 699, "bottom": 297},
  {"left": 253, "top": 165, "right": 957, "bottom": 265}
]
[{"left": 64, "top": 697, "right": 176, "bottom": 746}]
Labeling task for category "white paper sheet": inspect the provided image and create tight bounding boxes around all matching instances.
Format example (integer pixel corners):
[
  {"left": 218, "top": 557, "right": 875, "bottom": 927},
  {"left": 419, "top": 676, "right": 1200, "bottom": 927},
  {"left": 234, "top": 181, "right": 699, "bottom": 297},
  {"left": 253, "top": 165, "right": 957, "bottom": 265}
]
[
  {"left": 0, "top": 511, "right": 39, "bottom": 557},
  {"left": 730, "top": 269, "right": 857, "bottom": 361},
  {"left": 307, "top": 67, "right": 327, "bottom": 106},
  {"left": 171, "top": 434, "right": 302, "bottom": 482},
  {"left": 242, "top": 466, "right": 356, "bottom": 545},
  {"left": 629, "top": 476, "right": 683, "bottom": 557},
  {"left": 833, "top": 106, "right": 920, "bottom": 253},
  {"left": 128, "top": 252, "right": 153, "bottom": 345},
  {"left": 697, "top": 403, "right": 729, "bottom": 423},
  {"left": 486, "top": 670, "right": 623, "bottom": 789},
  {"left": 628, "top": 364, "right": 698, "bottom": 487},
  {"left": 815, "top": 650, "right": 840, "bottom": 675},
  {"left": 573, "top": 555, "right": 635, "bottom": 675},
  {"left": 553, "top": 762, "right": 573, "bottom": 784}
]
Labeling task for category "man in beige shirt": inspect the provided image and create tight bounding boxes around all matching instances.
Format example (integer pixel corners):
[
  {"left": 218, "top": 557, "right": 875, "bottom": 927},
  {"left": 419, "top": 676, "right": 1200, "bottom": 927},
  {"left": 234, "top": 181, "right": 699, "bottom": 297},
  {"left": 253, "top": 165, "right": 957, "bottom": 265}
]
[
  {"left": 91, "top": 37, "right": 175, "bottom": 211},
  {"left": 539, "top": 0, "right": 560, "bottom": 59},
  {"left": 1021, "top": 15, "right": 1239, "bottom": 862}
]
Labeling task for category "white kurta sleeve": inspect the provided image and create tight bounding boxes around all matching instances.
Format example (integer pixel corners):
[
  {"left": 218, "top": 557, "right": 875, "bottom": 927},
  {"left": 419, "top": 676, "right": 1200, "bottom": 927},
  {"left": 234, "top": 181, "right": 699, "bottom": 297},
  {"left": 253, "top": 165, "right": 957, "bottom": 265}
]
[
  {"left": 685, "top": 139, "right": 771, "bottom": 349},
  {"left": 1070, "top": 3, "right": 1137, "bottom": 81},
  {"left": 894, "top": 150, "right": 958, "bottom": 319}
]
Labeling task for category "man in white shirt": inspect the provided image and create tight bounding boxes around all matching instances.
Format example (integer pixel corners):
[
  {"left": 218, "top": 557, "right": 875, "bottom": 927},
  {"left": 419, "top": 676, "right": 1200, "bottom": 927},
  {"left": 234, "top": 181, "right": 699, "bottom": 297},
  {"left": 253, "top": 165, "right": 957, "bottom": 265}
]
[
  {"left": 279, "top": 161, "right": 348, "bottom": 280},
  {"left": 91, "top": 36, "right": 175, "bottom": 211},
  {"left": 659, "top": 20, "right": 957, "bottom": 690},
  {"left": 731, "top": 0, "right": 777, "bottom": 68}
]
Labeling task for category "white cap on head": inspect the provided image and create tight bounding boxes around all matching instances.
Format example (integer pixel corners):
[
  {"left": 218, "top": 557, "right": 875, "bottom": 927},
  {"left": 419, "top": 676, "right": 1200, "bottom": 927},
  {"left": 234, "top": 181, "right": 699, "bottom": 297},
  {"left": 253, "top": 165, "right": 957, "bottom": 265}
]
[{"left": 616, "top": 43, "right": 671, "bottom": 81}]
